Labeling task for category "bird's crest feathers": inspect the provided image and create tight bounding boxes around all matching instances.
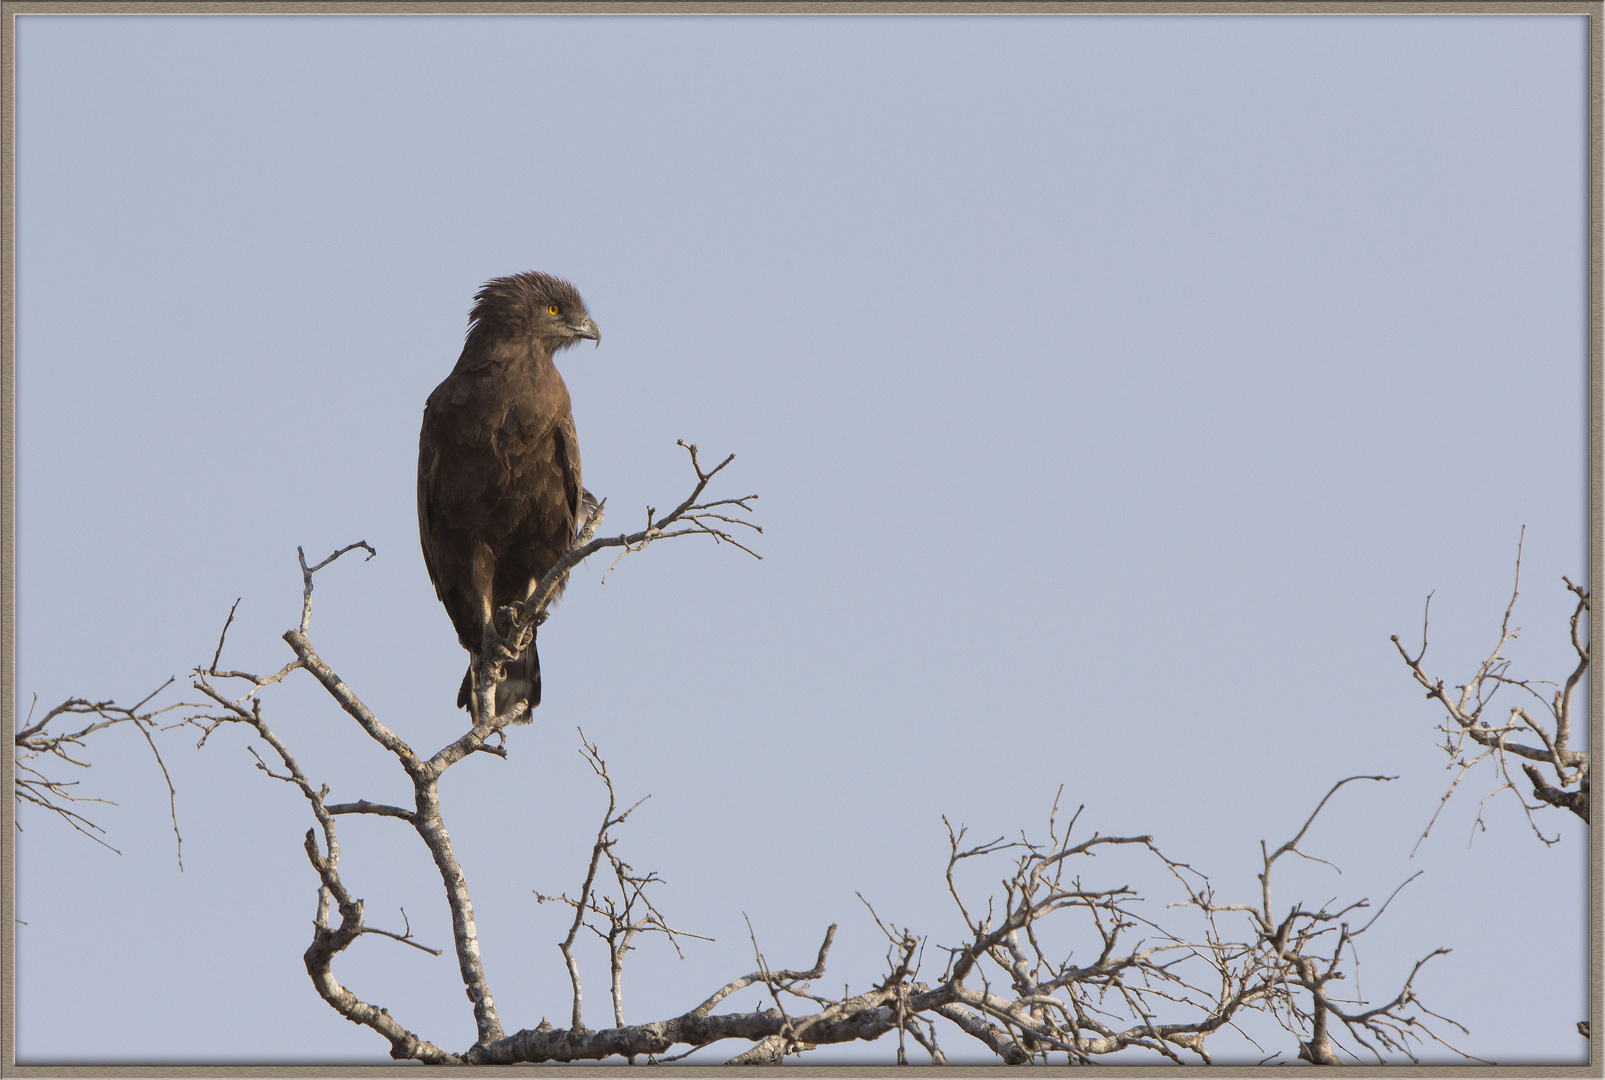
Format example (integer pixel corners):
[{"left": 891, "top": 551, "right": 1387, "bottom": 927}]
[{"left": 466, "top": 271, "right": 590, "bottom": 340}]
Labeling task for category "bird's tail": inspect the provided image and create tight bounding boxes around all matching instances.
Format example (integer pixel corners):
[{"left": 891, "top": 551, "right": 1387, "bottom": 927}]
[{"left": 457, "top": 636, "right": 542, "bottom": 722}]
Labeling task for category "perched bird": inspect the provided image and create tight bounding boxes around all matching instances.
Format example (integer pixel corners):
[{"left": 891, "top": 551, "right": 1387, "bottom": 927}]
[{"left": 417, "top": 272, "right": 599, "bottom": 719}]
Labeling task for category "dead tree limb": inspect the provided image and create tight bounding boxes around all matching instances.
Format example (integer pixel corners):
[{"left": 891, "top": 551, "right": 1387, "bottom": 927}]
[
  {"left": 468, "top": 775, "right": 1473, "bottom": 1065},
  {"left": 185, "top": 443, "right": 770, "bottom": 1063},
  {"left": 1393, "top": 528, "right": 1589, "bottom": 848},
  {"left": 14, "top": 678, "right": 190, "bottom": 866},
  {"left": 166, "top": 444, "right": 1471, "bottom": 1064}
]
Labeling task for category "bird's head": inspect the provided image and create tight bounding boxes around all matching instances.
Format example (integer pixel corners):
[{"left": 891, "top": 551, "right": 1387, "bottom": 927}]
[{"left": 467, "top": 271, "right": 601, "bottom": 354}]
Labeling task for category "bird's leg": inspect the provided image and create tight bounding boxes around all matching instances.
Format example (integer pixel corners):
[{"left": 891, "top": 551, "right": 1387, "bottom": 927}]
[
  {"left": 477, "top": 608, "right": 523, "bottom": 680},
  {"left": 476, "top": 622, "right": 509, "bottom": 689}
]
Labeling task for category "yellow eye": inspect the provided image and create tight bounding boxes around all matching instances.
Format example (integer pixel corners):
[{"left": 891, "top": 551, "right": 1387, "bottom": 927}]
[{"left": 548, "top": 304, "right": 560, "bottom": 317}]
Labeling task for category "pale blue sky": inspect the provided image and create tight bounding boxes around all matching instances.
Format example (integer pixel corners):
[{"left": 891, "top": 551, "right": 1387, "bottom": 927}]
[{"left": 12, "top": 12, "right": 1591, "bottom": 1065}]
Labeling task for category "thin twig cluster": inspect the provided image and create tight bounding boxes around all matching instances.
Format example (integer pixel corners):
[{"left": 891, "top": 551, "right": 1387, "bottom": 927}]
[
  {"left": 1392, "top": 528, "right": 1590, "bottom": 848},
  {"left": 13, "top": 681, "right": 187, "bottom": 865},
  {"left": 532, "top": 733, "right": 712, "bottom": 1047},
  {"left": 491, "top": 776, "right": 1472, "bottom": 1065},
  {"left": 1170, "top": 778, "right": 1472, "bottom": 1065}
]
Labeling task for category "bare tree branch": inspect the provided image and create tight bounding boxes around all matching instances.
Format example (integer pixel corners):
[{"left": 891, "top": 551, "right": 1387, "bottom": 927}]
[
  {"left": 188, "top": 538, "right": 507, "bottom": 1052},
  {"left": 534, "top": 731, "right": 713, "bottom": 1043},
  {"left": 470, "top": 774, "right": 1473, "bottom": 1065},
  {"left": 1393, "top": 529, "right": 1589, "bottom": 844},
  {"left": 127, "top": 443, "right": 1485, "bottom": 1065},
  {"left": 14, "top": 679, "right": 191, "bottom": 866},
  {"left": 185, "top": 443, "right": 783, "bottom": 1063}
]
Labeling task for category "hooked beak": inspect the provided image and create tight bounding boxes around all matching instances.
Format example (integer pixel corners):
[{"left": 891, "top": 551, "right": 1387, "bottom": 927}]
[{"left": 573, "top": 316, "right": 601, "bottom": 348}]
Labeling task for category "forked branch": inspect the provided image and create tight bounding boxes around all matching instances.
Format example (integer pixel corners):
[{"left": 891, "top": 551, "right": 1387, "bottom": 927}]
[
  {"left": 479, "top": 776, "right": 1470, "bottom": 1066},
  {"left": 1392, "top": 529, "right": 1589, "bottom": 846},
  {"left": 185, "top": 444, "right": 772, "bottom": 1064},
  {"left": 14, "top": 680, "right": 189, "bottom": 866},
  {"left": 147, "top": 446, "right": 1475, "bottom": 1065}
]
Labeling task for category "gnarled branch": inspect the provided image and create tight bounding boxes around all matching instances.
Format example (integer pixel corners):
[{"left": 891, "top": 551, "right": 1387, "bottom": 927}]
[{"left": 1393, "top": 529, "right": 1589, "bottom": 845}]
